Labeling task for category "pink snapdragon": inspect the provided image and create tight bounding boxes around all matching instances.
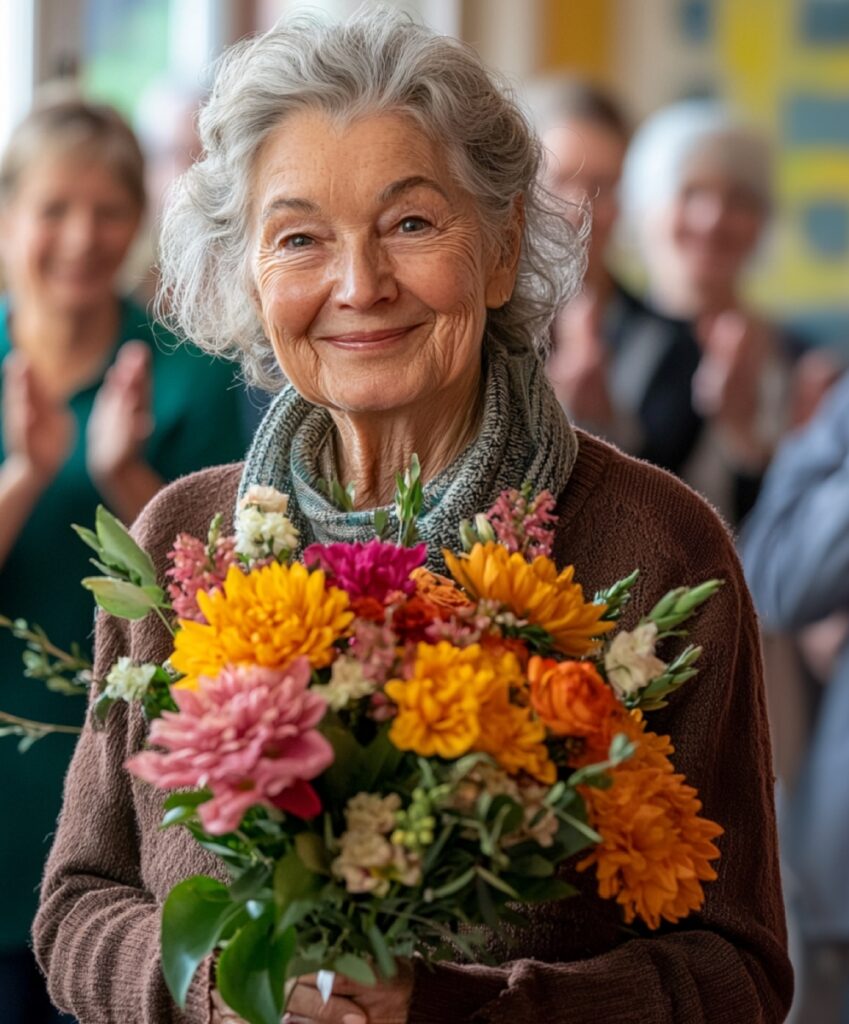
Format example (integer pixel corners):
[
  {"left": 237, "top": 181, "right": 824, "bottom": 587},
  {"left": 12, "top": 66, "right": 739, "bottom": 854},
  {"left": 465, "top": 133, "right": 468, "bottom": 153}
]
[
  {"left": 485, "top": 488, "right": 558, "bottom": 559},
  {"left": 347, "top": 617, "right": 399, "bottom": 686},
  {"left": 304, "top": 539, "right": 427, "bottom": 604},
  {"left": 126, "top": 658, "right": 333, "bottom": 835},
  {"left": 166, "top": 532, "right": 238, "bottom": 623}
]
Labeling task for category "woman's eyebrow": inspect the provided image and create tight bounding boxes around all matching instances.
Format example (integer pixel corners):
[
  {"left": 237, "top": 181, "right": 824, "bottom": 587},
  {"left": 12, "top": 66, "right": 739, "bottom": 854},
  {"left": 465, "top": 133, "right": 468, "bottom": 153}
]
[
  {"left": 261, "top": 196, "right": 319, "bottom": 222},
  {"left": 379, "top": 176, "right": 449, "bottom": 203}
]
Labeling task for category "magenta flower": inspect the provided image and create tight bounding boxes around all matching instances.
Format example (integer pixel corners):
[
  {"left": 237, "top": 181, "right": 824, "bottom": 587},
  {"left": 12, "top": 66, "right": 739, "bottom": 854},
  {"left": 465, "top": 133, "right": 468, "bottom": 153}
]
[
  {"left": 166, "top": 532, "right": 238, "bottom": 623},
  {"left": 126, "top": 658, "right": 333, "bottom": 835},
  {"left": 303, "top": 539, "right": 427, "bottom": 604},
  {"left": 486, "top": 488, "right": 558, "bottom": 559}
]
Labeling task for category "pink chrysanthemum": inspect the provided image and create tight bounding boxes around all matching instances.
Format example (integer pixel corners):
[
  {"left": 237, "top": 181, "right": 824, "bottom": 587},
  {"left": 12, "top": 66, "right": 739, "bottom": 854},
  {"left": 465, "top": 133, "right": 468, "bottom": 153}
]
[
  {"left": 486, "top": 488, "right": 558, "bottom": 559},
  {"left": 166, "top": 533, "right": 238, "bottom": 623},
  {"left": 304, "top": 539, "right": 427, "bottom": 604},
  {"left": 126, "top": 658, "right": 333, "bottom": 835}
]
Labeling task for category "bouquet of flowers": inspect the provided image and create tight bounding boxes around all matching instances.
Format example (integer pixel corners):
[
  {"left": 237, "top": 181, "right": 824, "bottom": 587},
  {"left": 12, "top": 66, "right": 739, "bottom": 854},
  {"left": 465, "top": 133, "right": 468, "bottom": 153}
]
[{"left": 73, "top": 462, "right": 723, "bottom": 1024}]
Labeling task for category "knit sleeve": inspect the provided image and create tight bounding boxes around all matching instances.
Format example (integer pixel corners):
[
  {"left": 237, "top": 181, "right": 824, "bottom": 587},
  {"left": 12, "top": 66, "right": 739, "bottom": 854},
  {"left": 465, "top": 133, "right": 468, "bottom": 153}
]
[
  {"left": 30, "top": 470, "right": 244, "bottom": 1024},
  {"left": 32, "top": 605, "right": 214, "bottom": 1024},
  {"left": 409, "top": 520, "right": 792, "bottom": 1023}
]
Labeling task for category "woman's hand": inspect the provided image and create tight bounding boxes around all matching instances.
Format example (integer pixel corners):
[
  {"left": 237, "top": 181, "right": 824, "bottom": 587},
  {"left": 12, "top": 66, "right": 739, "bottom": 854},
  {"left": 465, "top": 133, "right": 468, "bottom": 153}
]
[
  {"left": 2, "top": 351, "right": 75, "bottom": 486},
  {"left": 86, "top": 341, "right": 164, "bottom": 522},
  {"left": 284, "top": 963, "right": 413, "bottom": 1023},
  {"left": 86, "top": 340, "right": 154, "bottom": 484},
  {"left": 547, "top": 295, "right": 612, "bottom": 426}
]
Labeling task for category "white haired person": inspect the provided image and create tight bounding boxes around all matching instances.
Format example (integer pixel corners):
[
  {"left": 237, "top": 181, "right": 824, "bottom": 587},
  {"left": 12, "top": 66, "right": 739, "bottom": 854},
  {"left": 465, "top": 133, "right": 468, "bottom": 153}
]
[
  {"left": 621, "top": 98, "right": 839, "bottom": 525},
  {"left": 540, "top": 81, "right": 703, "bottom": 476},
  {"left": 34, "top": 13, "right": 790, "bottom": 1023}
]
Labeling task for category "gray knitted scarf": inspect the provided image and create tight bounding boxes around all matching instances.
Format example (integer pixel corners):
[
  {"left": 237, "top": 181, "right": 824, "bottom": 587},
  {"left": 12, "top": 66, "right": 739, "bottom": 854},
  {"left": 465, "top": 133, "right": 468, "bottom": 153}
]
[{"left": 238, "top": 340, "right": 578, "bottom": 569}]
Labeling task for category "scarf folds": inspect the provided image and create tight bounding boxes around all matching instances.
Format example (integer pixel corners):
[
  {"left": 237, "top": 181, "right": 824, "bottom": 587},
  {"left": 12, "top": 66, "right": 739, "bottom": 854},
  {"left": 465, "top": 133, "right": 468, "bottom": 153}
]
[{"left": 238, "top": 340, "right": 578, "bottom": 569}]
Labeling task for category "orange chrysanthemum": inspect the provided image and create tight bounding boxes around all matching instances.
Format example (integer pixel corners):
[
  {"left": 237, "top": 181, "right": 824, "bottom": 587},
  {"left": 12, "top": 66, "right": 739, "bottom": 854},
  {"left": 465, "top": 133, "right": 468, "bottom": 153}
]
[
  {"left": 528, "top": 656, "right": 621, "bottom": 756},
  {"left": 410, "top": 567, "right": 474, "bottom": 612},
  {"left": 385, "top": 642, "right": 519, "bottom": 761},
  {"left": 171, "top": 562, "right": 353, "bottom": 690},
  {"left": 577, "top": 716, "right": 723, "bottom": 929},
  {"left": 443, "top": 543, "right": 613, "bottom": 656},
  {"left": 477, "top": 692, "right": 556, "bottom": 784}
]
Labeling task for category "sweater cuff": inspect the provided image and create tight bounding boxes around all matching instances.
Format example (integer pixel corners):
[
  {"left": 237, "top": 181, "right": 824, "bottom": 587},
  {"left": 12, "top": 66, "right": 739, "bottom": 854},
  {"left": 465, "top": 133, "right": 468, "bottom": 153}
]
[{"left": 408, "top": 959, "right": 507, "bottom": 1023}]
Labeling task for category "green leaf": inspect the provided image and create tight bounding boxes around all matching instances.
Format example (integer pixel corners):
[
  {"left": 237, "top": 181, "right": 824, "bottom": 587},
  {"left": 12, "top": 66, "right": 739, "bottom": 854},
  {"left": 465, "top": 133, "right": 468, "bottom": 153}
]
[
  {"left": 93, "top": 693, "right": 116, "bottom": 725},
  {"left": 428, "top": 866, "right": 476, "bottom": 899},
  {"left": 273, "top": 847, "right": 320, "bottom": 910},
  {"left": 475, "top": 866, "right": 519, "bottom": 899},
  {"left": 163, "top": 789, "right": 213, "bottom": 811},
  {"left": 367, "top": 924, "right": 397, "bottom": 980},
  {"left": 160, "top": 876, "right": 244, "bottom": 1009},
  {"left": 360, "top": 725, "right": 407, "bottom": 790},
  {"left": 95, "top": 505, "right": 158, "bottom": 586},
  {"left": 333, "top": 953, "right": 376, "bottom": 987},
  {"left": 216, "top": 917, "right": 293, "bottom": 1024},
  {"left": 71, "top": 524, "right": 101, "bottom": 554},
  {"left": 507, "top": 853, "right": 554, "bottom": 878},
  {"left": 295, "top": 832, "right": 330, "bottom": 875},
  {"left": 81, "top": 577, "right": 162, "bottom": 619}
]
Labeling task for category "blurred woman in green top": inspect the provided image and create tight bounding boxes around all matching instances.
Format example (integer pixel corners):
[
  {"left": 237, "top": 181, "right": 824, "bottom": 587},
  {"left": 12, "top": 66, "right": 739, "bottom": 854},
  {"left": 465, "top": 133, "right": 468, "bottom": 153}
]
[{"left": 0, "top": 93, "right": 249, "bottom": 1022}]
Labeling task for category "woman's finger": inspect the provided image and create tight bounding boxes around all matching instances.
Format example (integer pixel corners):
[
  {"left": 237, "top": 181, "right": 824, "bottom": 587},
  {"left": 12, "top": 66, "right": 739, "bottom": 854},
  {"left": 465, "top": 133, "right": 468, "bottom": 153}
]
[{"left": 285, "top": 981, "right": 367, "bottom": 1023}]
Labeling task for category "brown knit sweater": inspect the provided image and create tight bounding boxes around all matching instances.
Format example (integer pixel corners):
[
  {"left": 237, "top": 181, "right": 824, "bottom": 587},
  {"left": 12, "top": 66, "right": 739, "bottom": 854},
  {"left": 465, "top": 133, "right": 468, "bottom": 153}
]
[{"left": 33, "top": 432, "right": 792, "bottom": 1023}]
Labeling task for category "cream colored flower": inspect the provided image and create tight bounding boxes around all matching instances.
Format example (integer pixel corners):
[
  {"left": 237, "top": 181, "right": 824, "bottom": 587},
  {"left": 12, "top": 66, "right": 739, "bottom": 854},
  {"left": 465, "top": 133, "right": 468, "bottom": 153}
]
[
  {"left": 332, "top": 792, "right": 421, "bottom": 896},
  {"left": 344, "top": 792, "right": 401, "bottom": 834},
  {"left": 312, "top": 656, "right": 376, "bottom": 712},
  {"left": 238, "top": 485, "right": 290, "bottom": 514},
  {"left": 103, "top": 657, "right": 157, "bottom": 702},
  {"left": 604, "top": 622, "right": 667, "bottom": 699},
  {"left": 234, "top": 505, "right": 299, "bottom": 561}
]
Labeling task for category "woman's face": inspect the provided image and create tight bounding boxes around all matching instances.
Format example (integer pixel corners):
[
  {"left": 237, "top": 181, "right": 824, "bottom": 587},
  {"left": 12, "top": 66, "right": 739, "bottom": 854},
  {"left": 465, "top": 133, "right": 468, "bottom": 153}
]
[
  {"left": 645, "top": 167, "right": 766, "bottom": 302},
  {"left": 250, "top": 109, "right": 517, "bottom": 414},
  {"left": 0, "top": 152, "right": 141, "bottom": 314},
  {"left": 543, "top": 117, "right": 625, "bottom": 277}
]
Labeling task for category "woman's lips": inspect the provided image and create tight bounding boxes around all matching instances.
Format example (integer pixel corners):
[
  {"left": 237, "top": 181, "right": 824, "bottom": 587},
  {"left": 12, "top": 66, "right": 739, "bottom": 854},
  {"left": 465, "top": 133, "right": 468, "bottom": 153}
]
[{"left": 321, "top": 324, "right": 421, "bottom": 348}]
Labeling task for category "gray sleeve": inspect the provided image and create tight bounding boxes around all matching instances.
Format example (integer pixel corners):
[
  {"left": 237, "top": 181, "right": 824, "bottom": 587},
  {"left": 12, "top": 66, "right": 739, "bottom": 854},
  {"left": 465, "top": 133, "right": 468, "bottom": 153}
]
[{"left": 742, "top": 371, "right": 849, "bottom": 628}]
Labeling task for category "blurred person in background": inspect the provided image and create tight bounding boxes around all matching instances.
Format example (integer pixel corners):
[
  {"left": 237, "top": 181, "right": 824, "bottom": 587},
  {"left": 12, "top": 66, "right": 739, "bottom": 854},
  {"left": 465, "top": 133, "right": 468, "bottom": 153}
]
[
  {"left": 743, "top": 371, "right": 849, "bottom": 1023},
  {"left": 541, "top": 79, "right": 704, "bottom": 477},
  {"left": 0, "top": 92, "right": 249, "bottom": 1023},
  {"left": 621, "top": 98, "right": 841, "bottom": 525}
]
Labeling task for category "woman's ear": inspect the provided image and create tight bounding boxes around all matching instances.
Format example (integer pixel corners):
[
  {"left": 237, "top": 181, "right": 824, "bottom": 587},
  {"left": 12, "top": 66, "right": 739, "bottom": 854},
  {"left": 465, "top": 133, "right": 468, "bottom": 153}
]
[{"left": 484, "top": 194, "right": 525, "bottom": 309}]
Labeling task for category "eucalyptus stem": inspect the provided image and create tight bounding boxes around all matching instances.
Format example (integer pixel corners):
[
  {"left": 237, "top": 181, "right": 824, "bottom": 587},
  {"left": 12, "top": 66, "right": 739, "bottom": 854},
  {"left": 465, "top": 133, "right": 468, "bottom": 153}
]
[
  {"left": 0, "top": 710, "right": 82, "bottom": 735},
  {"left": 0, "top": 615, "right": 91, "bottom": 669}
]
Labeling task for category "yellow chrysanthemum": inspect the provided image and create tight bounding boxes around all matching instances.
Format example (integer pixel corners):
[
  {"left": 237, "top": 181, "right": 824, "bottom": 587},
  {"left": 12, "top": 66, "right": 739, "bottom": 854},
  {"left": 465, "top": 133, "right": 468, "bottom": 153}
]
[
  {"left": 577, "top": 718, "right": 723, "bottom": 929},
  {"left": 385, "top": 642, "right": 519, "bottom": 760},
  {"left": 171, "top": 562, "right": 353, "bottom": 690},
  {"left": 443, "top": 542, "right": 613, "bottom": 656},
  {"left": 477, "top": 693, "right": 556, "bottom": 784}
]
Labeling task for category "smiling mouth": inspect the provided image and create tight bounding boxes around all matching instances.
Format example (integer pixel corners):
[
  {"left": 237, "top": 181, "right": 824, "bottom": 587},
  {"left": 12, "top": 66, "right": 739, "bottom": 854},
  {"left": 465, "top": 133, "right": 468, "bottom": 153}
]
[{"left": 321, "top": 324, "right": 422, "bottom": 347}]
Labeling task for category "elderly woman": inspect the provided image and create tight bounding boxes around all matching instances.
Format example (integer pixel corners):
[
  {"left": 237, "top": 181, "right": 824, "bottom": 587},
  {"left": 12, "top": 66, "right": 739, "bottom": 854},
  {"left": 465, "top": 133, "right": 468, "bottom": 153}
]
[
  {"left": 34, "top": 13, "right": 790, "bottom": 1024},
  {"left": 620, "top": 99, "right": 839, "bottom": 525},
  {"left": 539, "top": 81, "right": 703, "bottom": 476}
]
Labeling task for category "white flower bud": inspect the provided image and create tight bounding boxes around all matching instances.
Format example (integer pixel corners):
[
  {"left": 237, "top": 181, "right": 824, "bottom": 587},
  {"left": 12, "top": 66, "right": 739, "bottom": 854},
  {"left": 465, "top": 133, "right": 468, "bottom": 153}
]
[
  {"left": 605, "top": 622, "right": 667, "bottom": 699},
  {"left": 103, "top": 657, "right": 157, "bottom": 702}
]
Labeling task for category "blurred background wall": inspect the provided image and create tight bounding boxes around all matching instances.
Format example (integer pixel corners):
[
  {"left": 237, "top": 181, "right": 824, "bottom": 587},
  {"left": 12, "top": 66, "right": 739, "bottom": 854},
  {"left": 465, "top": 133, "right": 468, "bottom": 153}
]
[{"left": 2, "top": 0, "right": 848, "bottom": 348}]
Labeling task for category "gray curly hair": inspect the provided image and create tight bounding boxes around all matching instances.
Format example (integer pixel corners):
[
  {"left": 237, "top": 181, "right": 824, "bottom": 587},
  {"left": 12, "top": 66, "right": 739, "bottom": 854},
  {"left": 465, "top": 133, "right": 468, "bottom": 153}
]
[{"left": 157, "top": 8, "right": 586, "bottom": 390}]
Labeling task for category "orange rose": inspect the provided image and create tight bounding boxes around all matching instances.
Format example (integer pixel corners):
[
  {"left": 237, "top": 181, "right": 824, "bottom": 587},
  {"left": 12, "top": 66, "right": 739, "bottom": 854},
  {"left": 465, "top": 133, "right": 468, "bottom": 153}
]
[
  {"left": 411, "top": 567, "right": 474, "bottom": 612},
  {"left": 528, "top": 656, "right": 621, "bottom": 755}
]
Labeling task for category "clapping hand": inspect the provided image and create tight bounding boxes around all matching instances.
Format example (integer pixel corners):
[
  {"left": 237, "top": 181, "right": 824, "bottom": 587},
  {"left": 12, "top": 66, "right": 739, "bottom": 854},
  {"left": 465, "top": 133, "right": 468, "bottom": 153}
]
[
  {"left": 86, "top": 340, "right": 154, "bottom": 484},
  {"left": 547, "top": 294, "right": 612, "bottom": 426},
  {"left": 2, "top": 350, "right": 75, "bottom": 486}
]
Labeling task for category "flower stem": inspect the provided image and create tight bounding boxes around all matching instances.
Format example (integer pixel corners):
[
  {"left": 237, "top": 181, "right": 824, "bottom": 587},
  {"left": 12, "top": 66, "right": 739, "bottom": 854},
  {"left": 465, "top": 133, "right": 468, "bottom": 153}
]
[{"left": 0, "top": 710, "right": 82, "bottom": 735}]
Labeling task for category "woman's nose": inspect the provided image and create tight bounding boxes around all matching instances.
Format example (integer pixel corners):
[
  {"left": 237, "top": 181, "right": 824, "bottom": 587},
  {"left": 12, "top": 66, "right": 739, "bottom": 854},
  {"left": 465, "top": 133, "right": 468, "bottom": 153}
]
[
  {"left": 61, "top": 210, "right": 99, "bottom": 255},
  {"left": 334, "top": 237, "right": 398, "bottom": 310}
]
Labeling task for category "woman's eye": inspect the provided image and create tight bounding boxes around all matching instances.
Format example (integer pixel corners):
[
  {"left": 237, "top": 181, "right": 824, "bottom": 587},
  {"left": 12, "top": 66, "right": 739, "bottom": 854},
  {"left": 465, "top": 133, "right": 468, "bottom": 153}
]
[
  {"left": 399, "top": 217, "right": 428, "bottom": 234},
  {"left": 280, "top": 233, "right": 314, "bottom": 250}
]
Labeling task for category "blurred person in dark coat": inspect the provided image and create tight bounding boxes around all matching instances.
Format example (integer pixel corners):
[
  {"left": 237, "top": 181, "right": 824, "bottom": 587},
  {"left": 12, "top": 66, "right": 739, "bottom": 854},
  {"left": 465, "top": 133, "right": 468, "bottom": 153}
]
[{"left": 541, "top": 80, "right": 704, "bottom": 477}]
